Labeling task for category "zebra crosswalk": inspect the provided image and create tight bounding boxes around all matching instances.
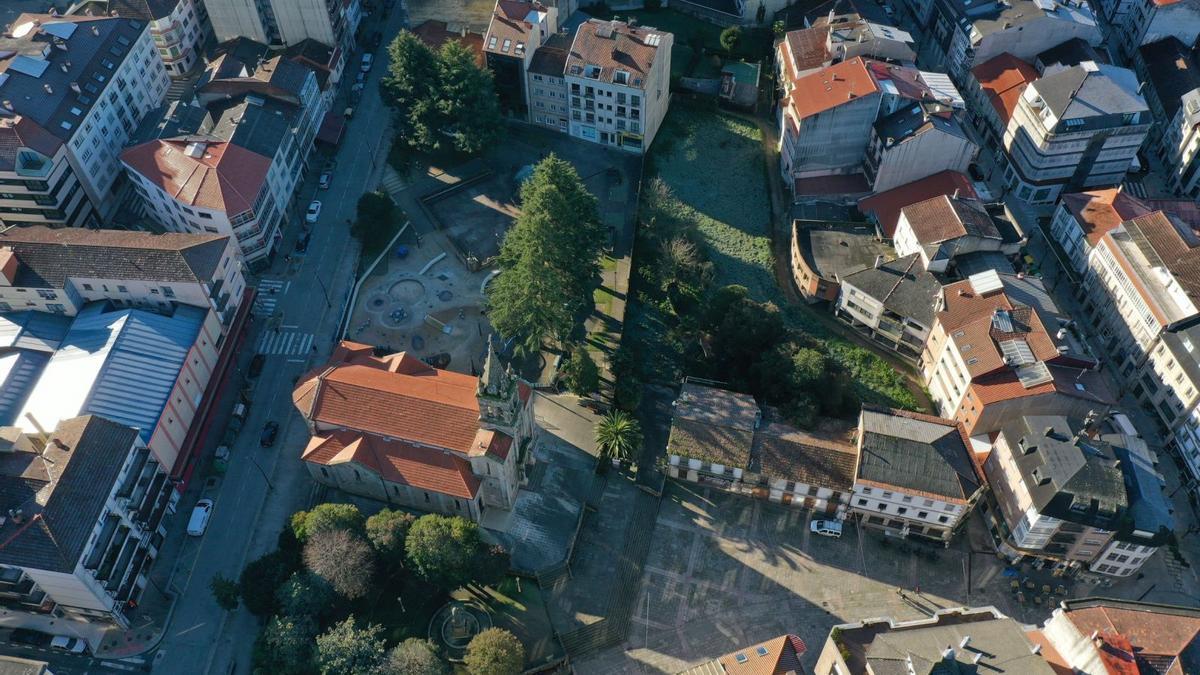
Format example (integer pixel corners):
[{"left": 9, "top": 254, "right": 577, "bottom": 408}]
[
  {"left": 253, "top": 279, "right": 290, "bottom": 316},
  {"left": 256, "top": 330, "right": 314, "bottom": 356}
]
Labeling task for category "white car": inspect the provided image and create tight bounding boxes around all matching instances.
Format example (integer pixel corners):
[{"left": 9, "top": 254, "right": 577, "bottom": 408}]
[
  {"left": 50, "top": 636, "right": 88, "bottom": 654},
  {"left": 305, "top": 200, "right": 322, "bottom": 223},
  {"left": 361, "top": 53, "right": 374, "bottom": 72},
  {"left": 810, "top": 519, "right": 843, "bottom": 538},
  {"left": 187, "top": 498, "right": 213, "bottom": 536}
]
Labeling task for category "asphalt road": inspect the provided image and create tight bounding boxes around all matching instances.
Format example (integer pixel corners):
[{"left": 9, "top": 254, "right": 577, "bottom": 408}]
[
  {"left": 0, "top": 641, "right": 148, "bottom": 674},
  {"left": 148, "top": 7, "right": 410, "bottom": 674}
]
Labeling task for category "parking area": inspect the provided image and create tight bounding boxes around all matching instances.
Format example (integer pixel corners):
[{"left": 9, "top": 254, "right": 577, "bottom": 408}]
[{"left": 575, "top": 483, "right": 1063, "bottom": 674}]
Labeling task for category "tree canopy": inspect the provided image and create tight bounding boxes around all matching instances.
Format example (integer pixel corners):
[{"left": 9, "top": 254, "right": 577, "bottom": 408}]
[
  {"left": 275, "top": 570, "right": 336, "bottom": 620},
  {"left": 366, "top": 509, "right": 416, "bottom": 568},
  {"left": 488, "top": 155, "right": 605, "bottom": 353},
  {"left": 353, "top": 191, "right": 398, "bottom": 253},
  {"left": 238, "top": 550, "right": 298, "bottom": 617},
  {"left": 595, "top": 410, "right": 642, "bottom": 465},
  {"left": 316, "top": 619, "right": 387, "bottom": 675},
  {"left": 405, "top": 514, "right": 484, "bottom": 590},
  {"left": 464, "top": 628, "right": 525, "bottom": 675},
  {"left": 260, "top": 614, "right": 318, "bottom": 675},
  {"left": 384, "top": 639, "right": 449, "bottom": 675},
  {"left": 291, "top": 503, "right": 366, "bottom": 542},
  {"left": 561, "top": 345, "right": 601, "bottom": 395},
  {"left": 381, "top": 31, "right": 501, "bottom": 155},
  {"left": 304, "top": 528, "right": 377, "bottom": 600}
]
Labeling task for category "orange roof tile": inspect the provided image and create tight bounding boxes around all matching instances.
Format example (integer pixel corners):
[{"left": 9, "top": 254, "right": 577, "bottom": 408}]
[
  {"left": 294, "top": 341, "right": 482, "bottom": 454},
  {"left": 900, "top": 195, "right": 1000, "bottom": 245},
  {"left": 716, "top": 634, "right": 806, "bottom": 675},
  {"left": 781, "top": 26, "right": 828, "bottom": 81},
  {"left": 858, "top": 170, "right": 977, "bottom": 238},
  {"left": 303, "top": 430, "right": 480, "bottom": 498},
  {"left": 1060, "top": 188, "right": 1153, "bottom": 246},
  {"left": 484, "top": 0, "right": 541, "bottom": 56},
  {"left": 1062, "top": 601, "right": 1200, "bottom": 675},
  {"left": 121, "top": 139, "right": 270, "bottom": 215},
  {"left": 972, "top": 53, "right": 1038, "bottom": 125},
  {"left": 471, "top": 428, "right": 513, "bottom": 460},
  {"left": 788, "top": 57, "right": 881, "bottom": 120},
  {"left": 565, "top": 19, "right": 666, "bottom": 85},
  {"left": 412, "top": 20, "right": 486, "bottom": 67}
]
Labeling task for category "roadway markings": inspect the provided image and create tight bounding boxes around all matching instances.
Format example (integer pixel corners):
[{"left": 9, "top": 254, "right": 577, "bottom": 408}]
[
  {"left": 256, "top": 330, "right": 314, "bottom": 356},
  {"left": 252, "top": 279, "right": 290, "bottom": 315},
  {"left": 1123, "top": 178, "right": 1148, "bottom": 199}
]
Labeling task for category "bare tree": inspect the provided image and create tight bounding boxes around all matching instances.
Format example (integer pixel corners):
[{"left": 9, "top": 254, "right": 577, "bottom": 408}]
[{"left": 303, "top": 528, "right": 377, "bottom": 600}]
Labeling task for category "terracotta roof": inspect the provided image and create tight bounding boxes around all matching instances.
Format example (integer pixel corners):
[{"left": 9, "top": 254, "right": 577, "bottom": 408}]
[
  {"left": 938, "top": 280, "right": 1059, "bottom": 378},
  {"left": 121, "top": 139, "right": 271, "bottom": 215},
  {"left": 471, "top": 428, "right": 513, "bottom": 460},
  {"left": 900, "top": 195, "right": 1000, "bottom": 245},
  {"left": 528, "top": 33, "right": 572, "bottom": 76},
  {"left": 412, "top": 20, "right": 486, "bottom": 67},
  {"left": 564, "top": 19, "right": 666, "bottom": 87},
  {"left": 1059, "top": 599, "right": 1200, "bottom": 675},
  {"left": 302, "top": 430, "right": 481, "bottom": 499},
  {"left": 1060, "top": 188, "right": 1154, "bottom": 246},
  {"left": 788, "top": 57, "right": 880, "bottom": 120},
  {"left": 781, "top": 26, "right": 828, "bottom": 81},
  {"left": 293, "top": 342, "right": 482, "bottom": 455},
  {"left": 484, "top": 0, "right": 541, "bottom": 56},
  {"left": 0, "top": 116, "right": 63, "bottom": 171},
  {"left": 858, "top": 170, "right": 977, "bottom": 238},
  {"left": 1026, "top": 630, "right": 1074, "bottom": 675},
  {"left": 716, "top": 635, "right": 807, "bottom": 675},
  {"left": 752, "top": 421, "right": 859, "bottom": 491},
  {"left": 865, "top": 60, "right": 934, "bottom": 102},
  {"left": 972, "top": 53, "right": 1038, "bottom": 125},
  {"left": 969, "top": 364, "right": 1112, "bottom": 406}
]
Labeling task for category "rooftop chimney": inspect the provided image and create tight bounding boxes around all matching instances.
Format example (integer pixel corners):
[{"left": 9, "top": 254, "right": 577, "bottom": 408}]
[
  {"left": 959, "top": 636, "right": 971, "bottom": 649},
  {"left": 874, "top": 254, "right": 884, "bottom": 269}
]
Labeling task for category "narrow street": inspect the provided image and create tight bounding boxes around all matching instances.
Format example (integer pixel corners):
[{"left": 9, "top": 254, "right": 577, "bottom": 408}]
[{"left": 147, "top": 5, "right": 411, "bottom": 673}]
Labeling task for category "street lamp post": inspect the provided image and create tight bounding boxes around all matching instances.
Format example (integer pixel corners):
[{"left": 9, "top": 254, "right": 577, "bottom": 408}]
[
  {"left": 248, "top": 454, "right": 274, "bottom": 490},
  {"left": 314, "top": 273, "right": 333, "bottom": 309}
]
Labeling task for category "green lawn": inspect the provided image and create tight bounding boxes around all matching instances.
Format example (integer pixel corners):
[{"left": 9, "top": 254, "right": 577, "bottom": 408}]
[
  {"left": 452, "top": 578, "right": 565, "bottom": 671},
  {"left": 356, "top": 574, "right": 448, "bottom": 644},
  {"left": 628, "top": 105, "right": 920, "bottom": 409}
]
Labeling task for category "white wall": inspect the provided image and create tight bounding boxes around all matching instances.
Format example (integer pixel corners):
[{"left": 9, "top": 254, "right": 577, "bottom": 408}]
[{"left": 871, "top": 128, "right": 976, "bottom": 192}]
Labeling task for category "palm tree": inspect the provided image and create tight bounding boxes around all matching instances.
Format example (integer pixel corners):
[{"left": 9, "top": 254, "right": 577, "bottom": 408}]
[{"left": 594, "top": 410, "right": 642, "bottom": 468}]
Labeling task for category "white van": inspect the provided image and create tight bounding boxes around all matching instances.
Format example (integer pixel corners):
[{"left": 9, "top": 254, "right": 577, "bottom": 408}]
[
  {"left": 187, "top": 499, "right": 213, "bottom": 536},
  {"left": 361, "top": 53, "right": 374, "bottom": 72},
  {"left": 810, "top": 519, "right": 843, "bottom": 538}
]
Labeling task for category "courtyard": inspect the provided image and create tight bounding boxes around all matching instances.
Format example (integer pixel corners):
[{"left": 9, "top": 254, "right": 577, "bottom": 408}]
[{"left": 573, "top": 483, "right": 1073, "bottom": 674}]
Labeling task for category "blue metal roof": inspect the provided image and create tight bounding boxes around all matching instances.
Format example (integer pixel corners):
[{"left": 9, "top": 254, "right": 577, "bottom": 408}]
[{"left": 16, "top": 303, "right": 205, "bottom": 443}]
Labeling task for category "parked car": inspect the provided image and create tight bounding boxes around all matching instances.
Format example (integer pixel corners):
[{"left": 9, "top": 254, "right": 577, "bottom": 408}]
[
  {"left": 187, "top": 499, "right": 213, "bottom": 536},
  {"left": 50, "top": 636, "right": 88, "bottom": 654},
  {"left": 305, "top": 200, "right": 322, "bottom": 223},
  {"left": 295, "top": 231, "right": 311, "bottom": 254},
  {"left": 361, "top": 53, "right": 374, "bottom": 72},
  {"left": 260, "top": 421, "right": 280, "bottom": 447},
  {"left": 968, "top": 162, "right": 986, "bottom": 182},
  {"left": 318, "top": 171, "right": 332, "bottom": 189},
  {"left": 9, "top": 629, "right": 52, "bottom": 647},
  {"left": 810, "top": 519, "right": 843, "bottom": 538},
  {"left": 248, "top": 353, "right": 266, "bottom": 378}
]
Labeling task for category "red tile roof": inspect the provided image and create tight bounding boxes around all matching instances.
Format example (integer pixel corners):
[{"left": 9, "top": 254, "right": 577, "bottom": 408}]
[
  {"left": 293, "top": 341, "right": 482, "bottom": 454},
  {"left": 1061, "top": 600, "right": 1200, "bottom": 675},
  {"left": 121, "top": 139, "right": 270, "bottom": 215},
  {"left": 1060, "top": 188, "right": 1153, "bottom": 246},
  {"left": 302, "top": 430, "right": 481, "bottom": 498},
  {"left": 972, "top": 53, "right": 1038, "bottom": 125},
  {"left": 781, "top": 26, "right": 828, "bottom": 81},
  {"left": 900, "top": 195, "right": 999, "bottom": 245},
  {"left": 565, "top": 19, "right": 666, "bottom": 85},
  {"left": 1124, "top": 210, "right": 1200, "bottom": 301},
  {"left": 788, "top": 57, "right": 881, "bottom": 120},
  {"left": 714, "top": 634, "right": 806, "bottom": 675},
  {"left": 471, "top": 428, "right": 513, "bottom": 460},
  {"left": 412, "top": 20, "right": 486, "bottom": 67},
  {"left": 859, "top": 170, "right": 977, "bottom": 238}
]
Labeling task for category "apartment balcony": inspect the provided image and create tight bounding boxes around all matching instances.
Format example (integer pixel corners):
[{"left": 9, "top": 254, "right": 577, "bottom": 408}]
[{"left": 15, "top": 151, "right": 53, "bottom": 179}]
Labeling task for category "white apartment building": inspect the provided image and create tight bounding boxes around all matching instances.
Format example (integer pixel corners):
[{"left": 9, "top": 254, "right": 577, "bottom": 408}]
[
  {"left": 892, "top": 194, "right": 1009, "bottom": 273},
  {"left": 864, "top": 101, "right": 976, "bottom": 193},
  {"left": 1092, "top": 0, "right": 1200, "bottom": 65},
  {"left": 68, "top": 0, "right": 205, "bottom": 77},
  {"left": 0, "top": 14, "right": 168, "bottom": 228},
  {"left": 852, "top": 407, "right": 982, "bottom": 544},
  {"left": 0, "top": 416, "right": 175, "bottom": 636},
  {"left": 1001, "top": 61, "right": 1149, "bottom": 204},
  {"left": 525, "top": 34, "right": 571, "bottom": 132},
  {"left": 204, "top": 0, "right": 361, "bottom": 54},
  {"left": 563, "top": 19, "right": 672, "bottom": 154}
]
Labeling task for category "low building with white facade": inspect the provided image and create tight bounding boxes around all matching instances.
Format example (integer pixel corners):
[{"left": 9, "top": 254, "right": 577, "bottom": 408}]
[
  {"left": 1000, "top": 61, "right": 1150, "bottom": 204},
  {"left": 837, "top": 253, "right": 942, "bottom": 358},
  {"left": 68, "top": 0, "right": 206, "bottom": 77},
  {"left": 0, "top": 13, "right": 168, "bottom": 228},
  {"left": 563, "top": 19, "right": 672, "bottom": 153},
  {"left": 0, "top": 416, "right": 173, "bottom": 636},
  {"left": 525, "top": 34, "right": 571, "bottom": 133},
  {"left": 851, "top": 406, "right": 982, "bottom": 544},
  {"left": 892, "top": 194, "right": 1018, "bottom": 273},
  {"left": 864, "top": 100, "right": 976, "bottom": 193}
]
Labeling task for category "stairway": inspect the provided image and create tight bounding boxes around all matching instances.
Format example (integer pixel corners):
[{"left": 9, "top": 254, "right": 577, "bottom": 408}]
[{"left": 380, "top": 166, "right": 407, "bottom": 202}]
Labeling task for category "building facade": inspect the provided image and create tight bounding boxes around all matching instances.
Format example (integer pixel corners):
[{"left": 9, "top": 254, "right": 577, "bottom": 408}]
[
  {"left": 204, "top": 0, "right": 361, "bottom": 54},
  {"left": 563, "top": 19, "right": 672, "bottom": 153},
  {"left": 0, "top": 13, "right": 168, "bottom": 228},
  {"left": 1135, "top": 37, "right": 1200, "bottom": 198},
  {"left": 865, "top": 101, "right": 976, "bottom": 193},
  {"left": 69, "top": 0, "right": 206, "bottom": 77}
]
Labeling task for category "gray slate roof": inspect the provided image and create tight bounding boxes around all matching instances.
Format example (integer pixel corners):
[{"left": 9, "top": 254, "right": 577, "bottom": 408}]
[
  {"left": 1139, "top": 37, "right": 1200, "bottom": 121},
  {"left": 209, "top": 96, "right": 294, "bottom": 159},
  {"left": 1103, "top": 434, "right": 1173, "bottom": 544},
  {"left": 842, "top": 253, "right": 941, "bottom": 327},
  {"left": 857, "top": 610, "right": 1055, "bottom": 674},
  {"left": 1033, "top": 62, "right": 1147, "bottom": 121},
  {"left": 0, "top": 15, "right": 146, "bottom": 142},
  {"left": 858, "top": 407, "right": 980, "bottom": 501},
  {"left": 997, "top": 416, "right": 1128, "bottom": 527},
  {"left": 0, "top": 416, "right": 138, "bottom": 572},
  {"left": 0, "top": 226, "right": 228, "bottom": 287}
]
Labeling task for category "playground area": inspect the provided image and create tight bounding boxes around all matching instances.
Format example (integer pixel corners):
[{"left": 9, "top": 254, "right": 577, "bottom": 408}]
[
  {"left": 346, "top": 233, "right": 494, "bottom": 376},
  {"left": 417, "top": 126, "right": 641, "bottom": 271}
]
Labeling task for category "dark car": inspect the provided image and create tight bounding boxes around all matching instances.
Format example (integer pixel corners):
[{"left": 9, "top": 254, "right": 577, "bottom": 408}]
[
  {"left": 295, "top": 231, "right": 311, "bottom": 254},
  {"left": 248, "top": 353, "right": 266, "bottom": 378},
  {"left": 260, "top": 421, "right": 280, "bottom": 447},
  {"left": 968, "top": 163, "right": 986, "bottom": 182},
  {"left": 9, "top": 629, "right": 52, "bottom": 647}
]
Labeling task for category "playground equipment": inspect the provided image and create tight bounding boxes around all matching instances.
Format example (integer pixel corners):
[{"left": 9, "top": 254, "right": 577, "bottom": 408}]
[{"left": 424, "top": 314, "right": 453, "bottom": 335}]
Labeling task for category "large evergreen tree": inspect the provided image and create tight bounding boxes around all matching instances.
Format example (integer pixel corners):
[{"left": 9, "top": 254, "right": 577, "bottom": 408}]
[
  {"left": 489, "top": 155, "right": 605, "bottom": 353},
  {"left": 380, "top": 31, "right": 441, "bottom": 148},
  {"left": 437, "top": 41, "right": 502, "bottom": 154}
]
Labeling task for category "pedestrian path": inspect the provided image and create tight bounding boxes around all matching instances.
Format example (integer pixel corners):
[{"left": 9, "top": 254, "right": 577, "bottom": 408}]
[
  {"left": 253, "top": 279, "right": 289, "bottom": 315},
  {"left": 256, "top": 330, "right": 314, "bottom": 356},
  {"left": 1123, "top": 178, "right": 1148, "bottom": 199}
]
